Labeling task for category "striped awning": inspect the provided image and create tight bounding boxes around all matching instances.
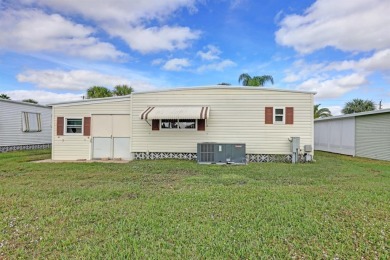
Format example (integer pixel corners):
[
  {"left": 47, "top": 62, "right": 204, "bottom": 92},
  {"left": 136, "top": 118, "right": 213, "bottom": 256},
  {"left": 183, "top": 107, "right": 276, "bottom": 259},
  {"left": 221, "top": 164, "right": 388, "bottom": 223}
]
[{"left": 140, "top": 106, "right": 210, "bottom": 120}]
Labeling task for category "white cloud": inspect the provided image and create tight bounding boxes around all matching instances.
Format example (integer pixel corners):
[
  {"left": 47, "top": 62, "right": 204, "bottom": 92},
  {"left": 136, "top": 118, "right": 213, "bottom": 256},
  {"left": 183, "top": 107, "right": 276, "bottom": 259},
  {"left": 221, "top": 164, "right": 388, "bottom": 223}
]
[
  {"left": 151, "top": 58, "right": 165, "bottom": 66},
  {"left": 19, "top": 0, "right": 201, "bottom": 53},
  {"left": 106, "top": 25, "right": 200, "bottom": 53},
  {"left": 297, "top": 73, "right": 367, "bottom": 99},
  {"left": 197, "top": 45, "right": 221, "bottom": 61},
  {"left": 326, "top": 49, "right": 390, "bottom": 72},
  {"left": 17, "top": 69, "right": 155, "bottom": 91},
  {"left": 197, "top": 59, "right": 236, "bottom": 72},
  {"left": 22, "top": 0, "right": 198, "bottom": 24},
  {"left": 326, "top": 105, "right": 342, "bottom": 116},
  {"left": 4, "top": 90, "right": 83, "bottom": 105},
  {"left": 162, "top": 58, "right": 191, "bottom": 71},
  {"left": 283, "top": 59, "right": 326, "bottom": 83},
  {"left": 0, "top": 9, "right": 126, "bottom": 60},
  {"left": 276, "top": 0, "right": 390, "bottom": 54}
]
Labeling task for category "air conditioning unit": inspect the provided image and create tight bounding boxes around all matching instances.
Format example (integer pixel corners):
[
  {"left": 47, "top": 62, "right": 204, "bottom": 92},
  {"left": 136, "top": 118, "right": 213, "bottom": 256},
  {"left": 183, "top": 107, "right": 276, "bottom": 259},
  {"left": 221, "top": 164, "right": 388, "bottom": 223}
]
[{"left": 197, "top": 143, "right": 246, "bottom": 164}]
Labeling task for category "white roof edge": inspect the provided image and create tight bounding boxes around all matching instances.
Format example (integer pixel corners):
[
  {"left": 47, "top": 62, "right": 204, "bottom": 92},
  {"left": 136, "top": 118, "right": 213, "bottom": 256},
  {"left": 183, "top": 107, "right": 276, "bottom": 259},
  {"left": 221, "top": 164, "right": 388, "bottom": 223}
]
[
  {"left": 133, "top": 85, "right": 317, "bottom": 95},
  {"left": 48, "top": 86, "right": 315, "bottom": 107},
  {"left": 315, "top": 108, "right": 390, "bottom": 121},
  {"left": 0, "top": 98, "right": 51, "bottom": 108},
  {"left": 48, "top": 95, "right": 131, "bottom": 107}
]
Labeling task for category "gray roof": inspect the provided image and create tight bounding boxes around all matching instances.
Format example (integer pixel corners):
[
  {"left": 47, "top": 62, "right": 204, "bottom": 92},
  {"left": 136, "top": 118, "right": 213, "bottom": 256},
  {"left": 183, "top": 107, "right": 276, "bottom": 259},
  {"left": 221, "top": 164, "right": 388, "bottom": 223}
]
[
  {"left": 315, "top": 108, "right": 390, "bottom": 121},
  {"left": 0, "top": 98, "right": 50, "bottom": 108}
]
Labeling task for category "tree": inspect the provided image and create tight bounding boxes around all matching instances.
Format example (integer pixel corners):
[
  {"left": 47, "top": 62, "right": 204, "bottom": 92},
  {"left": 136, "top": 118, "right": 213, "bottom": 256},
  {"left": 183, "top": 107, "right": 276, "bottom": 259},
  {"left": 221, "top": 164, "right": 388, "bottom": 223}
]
[
  {"left": 314, "top": 104, "right": 332, "bottom": 119},
  {"left": 112, "top": 85, "right": 133, "bottom": 96},
  {"left": 22, "top": 99, "right": 38, "bottom": 104},
  {"left": 341, "top": 99, "right": 376, "bottom": 114},
  {"left": 0, "top": 94, "right": 10, "bottom": 100},
  {"left": 238, "top": 73, "right": 274, "bottom": 86},
  {"left": 86, "top": 86, "right": 113, "bottom": 99}
]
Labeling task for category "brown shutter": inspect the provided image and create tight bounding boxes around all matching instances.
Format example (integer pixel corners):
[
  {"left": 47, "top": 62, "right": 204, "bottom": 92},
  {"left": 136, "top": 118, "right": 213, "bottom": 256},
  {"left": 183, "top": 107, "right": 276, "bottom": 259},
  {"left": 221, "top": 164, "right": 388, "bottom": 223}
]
[
  {"left": 83, "top": 117, "right": 91, "bottom": 136},
  {"left": 57, "top": 117, "right": 64, "bottom": 135},
  {"left": 197, "top": 119, "right": 205, "bottom": 131},
  {"left": 152, "top": 120, "right": 160, "bottom": 131},
  {"left": 265, "top": 107, "right": 273, "bottom": 124},
  {"left": 286, "top": 107, "right": 294, "bottom": 124}
]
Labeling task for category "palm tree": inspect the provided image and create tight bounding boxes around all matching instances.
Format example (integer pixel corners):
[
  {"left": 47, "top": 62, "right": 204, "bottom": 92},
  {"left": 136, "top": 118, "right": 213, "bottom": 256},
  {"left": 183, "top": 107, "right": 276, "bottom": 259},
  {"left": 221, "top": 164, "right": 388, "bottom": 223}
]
[
  {"left": 314, "top": 104, "right": 332, "bottom": 119},
  {"left": 341, "top": 99, "right": 376, "bottom": 114},
  {"left": 238, "top": 73, "right": 274, "bottom": 86},
  {"left": 22, "top": 99, "right": 38, "bottom": 104},
  {"left": 0, "top": 94, "right": 10, "bottom": 100},
  {"left": 86, "top": 86, "right": 113, "bottom": 99},
  {"left": 112, "top": 85, "right": 133, "bottom": 96}
]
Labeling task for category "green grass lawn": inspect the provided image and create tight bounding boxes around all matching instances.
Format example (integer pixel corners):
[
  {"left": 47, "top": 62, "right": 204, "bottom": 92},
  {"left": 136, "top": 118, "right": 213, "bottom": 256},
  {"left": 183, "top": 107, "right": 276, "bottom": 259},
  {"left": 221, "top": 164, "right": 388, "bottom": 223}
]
[{"left": 0, "top": 149, "right": 389, "bottom": 259}]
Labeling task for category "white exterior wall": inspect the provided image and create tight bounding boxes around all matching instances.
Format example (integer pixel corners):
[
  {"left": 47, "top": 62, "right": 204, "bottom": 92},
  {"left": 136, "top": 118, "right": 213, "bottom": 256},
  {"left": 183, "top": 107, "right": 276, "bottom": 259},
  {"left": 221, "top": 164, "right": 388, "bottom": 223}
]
[
  {"left": 0, "top": 100, "right": 51, "bottom": 146},
  {"left": 52, "top": 98, "right": 130, "bottom": 160},
  {"left": 132, "top": 88, "right": 314, "bottom": 154},
  {"left": 314, "top": 118, "right": 355, "bottom": 156},
  {"left": 356, "top": 113, "right": 390, "bottom": 161}
]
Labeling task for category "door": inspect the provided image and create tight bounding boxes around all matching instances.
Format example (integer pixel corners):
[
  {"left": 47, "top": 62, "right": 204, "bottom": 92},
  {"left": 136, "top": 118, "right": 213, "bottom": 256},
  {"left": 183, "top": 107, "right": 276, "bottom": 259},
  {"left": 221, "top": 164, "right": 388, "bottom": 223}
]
[{"left": 92, "top": 115, "right": 131, "bottom": 160}]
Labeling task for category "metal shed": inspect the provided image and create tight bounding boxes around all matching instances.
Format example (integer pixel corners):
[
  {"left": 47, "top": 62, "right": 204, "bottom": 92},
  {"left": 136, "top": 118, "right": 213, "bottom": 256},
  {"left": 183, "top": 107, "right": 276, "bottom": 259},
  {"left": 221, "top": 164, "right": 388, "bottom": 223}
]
[{"left": 314, "top": 109, "right": 390, "bottom": 161}]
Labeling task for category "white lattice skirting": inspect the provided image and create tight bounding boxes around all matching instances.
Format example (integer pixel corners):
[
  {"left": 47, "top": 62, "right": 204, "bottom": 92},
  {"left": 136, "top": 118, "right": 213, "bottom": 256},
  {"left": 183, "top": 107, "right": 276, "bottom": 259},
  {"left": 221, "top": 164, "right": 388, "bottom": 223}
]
[
  {"left": 133, "top": 152, "right": 292, "bottom": 163},
  {"left": 0, "top": 144, "right": 51, "bottom": 153}
]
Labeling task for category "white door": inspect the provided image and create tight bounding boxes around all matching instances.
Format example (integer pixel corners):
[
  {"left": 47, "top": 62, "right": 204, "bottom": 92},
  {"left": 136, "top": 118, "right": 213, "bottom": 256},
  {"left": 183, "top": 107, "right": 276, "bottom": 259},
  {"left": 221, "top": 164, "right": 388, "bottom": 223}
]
[
  {"left": 113, "top": 137, "right": 130, "bottom": 160},
  {"left": 93, "top": 138, "right": 112, "bottom": 159},
  {"left": 92, "top": 115, "right": 131, "bottom": 160}
]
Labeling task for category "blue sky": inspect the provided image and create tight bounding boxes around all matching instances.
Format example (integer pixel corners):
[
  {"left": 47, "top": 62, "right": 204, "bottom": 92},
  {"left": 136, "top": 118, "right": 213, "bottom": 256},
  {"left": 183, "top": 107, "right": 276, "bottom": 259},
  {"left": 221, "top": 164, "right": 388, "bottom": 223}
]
[{"left": 1, "top": 0, "right": 389, "bottom": 114}]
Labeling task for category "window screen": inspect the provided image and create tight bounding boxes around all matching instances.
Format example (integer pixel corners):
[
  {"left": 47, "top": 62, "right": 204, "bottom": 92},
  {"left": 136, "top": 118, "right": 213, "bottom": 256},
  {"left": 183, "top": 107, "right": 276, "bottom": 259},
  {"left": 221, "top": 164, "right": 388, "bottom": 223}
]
[
  {"left": 66, "top": 118, "right": 82, "bottom": 134},
  {"left": 22, "top": 112, "right": 42, "bottom": 132}
]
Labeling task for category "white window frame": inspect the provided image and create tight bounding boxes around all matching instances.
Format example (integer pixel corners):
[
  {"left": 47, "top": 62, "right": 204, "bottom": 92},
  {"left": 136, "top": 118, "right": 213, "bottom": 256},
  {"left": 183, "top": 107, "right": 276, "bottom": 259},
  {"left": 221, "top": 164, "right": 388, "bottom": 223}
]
[
  {"left": 64, "top": 117, "right": 83, "bottom": 135},
  {"left": 21, "top": 112, "right": 42, "bottom": 132},
  {"left": 160, "top": 119, "right": 197, "bottom": 131},
  {"left": 273, "top": 107, "right": 285, "bottom": 124}
]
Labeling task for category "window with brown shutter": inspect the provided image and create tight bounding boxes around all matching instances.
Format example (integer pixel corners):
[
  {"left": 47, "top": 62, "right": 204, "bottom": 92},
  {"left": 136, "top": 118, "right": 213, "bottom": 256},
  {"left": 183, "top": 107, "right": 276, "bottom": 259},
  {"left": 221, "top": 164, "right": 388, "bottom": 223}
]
[
  {"left": 265, "top": 107, "right": 273, "bottom": 124},
  {"left": 285, "top": 107, "right": 294, "bottom": 124},
  {"left": 57, "top": 117, "right": 64, "bottom": 135},
  {"left": 152, "top": 119, "right": 160, "bottom": 131},
  {"left": 197, "top": 119, "right": 205, "bottom": 131},
  {"left": 83, "top": 117, "right": 91, "bottom": 136}
]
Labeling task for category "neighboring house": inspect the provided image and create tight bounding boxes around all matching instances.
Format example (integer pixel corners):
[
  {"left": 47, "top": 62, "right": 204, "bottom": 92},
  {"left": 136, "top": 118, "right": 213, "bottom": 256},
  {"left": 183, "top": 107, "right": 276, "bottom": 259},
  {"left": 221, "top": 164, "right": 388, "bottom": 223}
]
[
  {"left": 0, "top": 99, "right": 52, "bottom": 152},
  {"left": 314, "top": 108, "right": 390, "bottom": 161},
  {"left": 50, "top": 86, "right": 315, "bottom": 162}
]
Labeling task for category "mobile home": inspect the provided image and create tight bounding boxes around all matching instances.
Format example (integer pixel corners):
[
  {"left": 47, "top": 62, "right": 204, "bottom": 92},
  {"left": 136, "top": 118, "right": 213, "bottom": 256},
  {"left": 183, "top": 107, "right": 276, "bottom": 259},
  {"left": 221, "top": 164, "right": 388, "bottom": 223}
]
[
  {"left": 51, "top": 86, "right": 315, "bottom": 162},
  {"left": 0, "top": 99, "right": 52, "bottom": 152},
  {"left": 314, "top": 108, "right": 390, "bottom": 161}
]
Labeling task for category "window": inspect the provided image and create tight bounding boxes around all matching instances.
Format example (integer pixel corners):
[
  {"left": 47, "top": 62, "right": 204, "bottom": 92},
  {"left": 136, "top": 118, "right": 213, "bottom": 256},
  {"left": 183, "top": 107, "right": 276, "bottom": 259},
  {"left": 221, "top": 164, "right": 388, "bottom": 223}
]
[
  {"left": 22, "top": 112, "right": 42, "bottom": 132},
  {"left": 160, "top": 119, "right": 196, "bottom": 130},
  {"left": 274, "top": 108, "right": 285, "bottom": 124},
  {"left": 265, "top": 107, "right": 294, "bottom": 125},
  {"left": 66, "top": 118, "right": 83, "bottom": 134}
]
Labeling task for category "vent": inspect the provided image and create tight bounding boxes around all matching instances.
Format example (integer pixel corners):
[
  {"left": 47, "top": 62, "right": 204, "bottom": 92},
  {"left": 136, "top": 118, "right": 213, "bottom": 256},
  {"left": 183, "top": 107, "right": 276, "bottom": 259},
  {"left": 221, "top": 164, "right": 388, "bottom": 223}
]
[
  {"left": 198, "top": 143, "right": 215, "bottom": 162},
  {"left": 197, "top": 143, "right": 246, "bottom": 164}
]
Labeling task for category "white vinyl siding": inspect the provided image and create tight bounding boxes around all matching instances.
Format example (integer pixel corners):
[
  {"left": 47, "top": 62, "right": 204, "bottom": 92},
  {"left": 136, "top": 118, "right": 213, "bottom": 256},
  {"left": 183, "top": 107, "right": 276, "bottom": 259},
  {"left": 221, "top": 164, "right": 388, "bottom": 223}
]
[
  {"left": 132, "top": 88, "right": 313, "bottom": 154},
  {"left": 52, "top": 98, "right": 130, "bottom": 160},
  {"left": 0, "top": 101, "right": 51, "bottom": 146}
]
